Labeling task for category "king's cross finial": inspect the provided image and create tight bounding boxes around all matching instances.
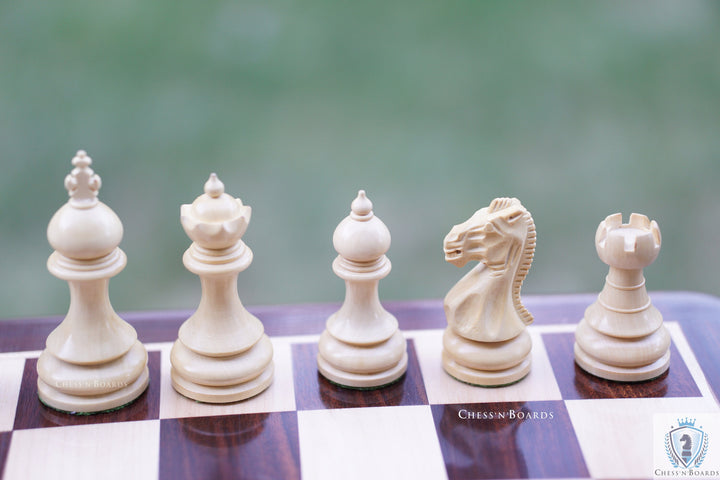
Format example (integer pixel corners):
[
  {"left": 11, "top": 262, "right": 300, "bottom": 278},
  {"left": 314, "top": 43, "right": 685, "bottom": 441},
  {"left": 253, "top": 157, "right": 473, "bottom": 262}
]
[{"left": 64, "top": 150, "right": 102, "bottom": 207}]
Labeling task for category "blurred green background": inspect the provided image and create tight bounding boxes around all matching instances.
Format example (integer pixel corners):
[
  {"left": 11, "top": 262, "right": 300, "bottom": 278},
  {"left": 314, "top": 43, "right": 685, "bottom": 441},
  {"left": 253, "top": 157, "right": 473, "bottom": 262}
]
[{"left": 1, "top": 0, "right": 719, "bottom": 319}]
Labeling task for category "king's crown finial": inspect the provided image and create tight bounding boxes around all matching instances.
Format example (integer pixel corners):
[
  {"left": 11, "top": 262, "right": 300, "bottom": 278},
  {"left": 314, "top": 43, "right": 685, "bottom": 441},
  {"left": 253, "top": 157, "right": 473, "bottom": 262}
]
[{"left": 64, "top": 150, "right": 102, "bottom": 207}]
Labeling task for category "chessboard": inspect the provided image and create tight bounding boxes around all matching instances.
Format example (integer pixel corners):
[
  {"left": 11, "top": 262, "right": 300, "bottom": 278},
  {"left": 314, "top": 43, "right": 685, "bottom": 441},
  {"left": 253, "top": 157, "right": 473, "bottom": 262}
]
[{"left": 1, "top": 292, "right": 719, "bottom": 480}]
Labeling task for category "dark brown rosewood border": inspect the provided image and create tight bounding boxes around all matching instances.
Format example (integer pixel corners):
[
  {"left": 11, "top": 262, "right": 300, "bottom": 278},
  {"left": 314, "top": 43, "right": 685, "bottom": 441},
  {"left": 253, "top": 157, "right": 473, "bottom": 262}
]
[{"left": 3, "top": 292, "right": 717, "bottom": 350}]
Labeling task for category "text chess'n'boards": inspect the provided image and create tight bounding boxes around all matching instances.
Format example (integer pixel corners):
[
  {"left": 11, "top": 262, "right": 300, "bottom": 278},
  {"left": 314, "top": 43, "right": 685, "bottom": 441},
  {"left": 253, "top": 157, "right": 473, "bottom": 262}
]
[{"left": 1, "top": 293, "right": 720, "bottom": 480}]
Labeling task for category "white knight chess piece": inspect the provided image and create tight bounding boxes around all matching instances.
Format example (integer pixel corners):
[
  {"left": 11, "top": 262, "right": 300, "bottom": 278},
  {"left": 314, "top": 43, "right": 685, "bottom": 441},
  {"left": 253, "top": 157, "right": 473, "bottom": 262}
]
[{"left": 442, "top": 197, "right": 536, "bottom": 386}]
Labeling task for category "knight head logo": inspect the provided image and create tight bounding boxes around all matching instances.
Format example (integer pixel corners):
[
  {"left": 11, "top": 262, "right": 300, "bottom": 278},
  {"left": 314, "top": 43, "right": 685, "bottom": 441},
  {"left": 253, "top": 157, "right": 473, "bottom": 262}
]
[{"left": 665, "top": 417, "right": 709, "bottom": 469}]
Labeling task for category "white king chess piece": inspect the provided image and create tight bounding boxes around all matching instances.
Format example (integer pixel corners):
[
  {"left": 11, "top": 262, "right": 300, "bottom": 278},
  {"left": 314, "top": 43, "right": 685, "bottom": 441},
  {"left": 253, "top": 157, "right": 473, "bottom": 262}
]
[
  {"left": 39, "top": 150, "right": 149, "bottom": 413},
  {"left": 317, "top": 190, "right": 408, "bottom": 389},
  {"left": 574, "top": 213, "right": 670, "bottom": 382},
  {"left": 442, "top": 197, "right": 537, "bottom": 386},
  {"left": 170, "top": 173, "right": 273, "bottom": 403}
]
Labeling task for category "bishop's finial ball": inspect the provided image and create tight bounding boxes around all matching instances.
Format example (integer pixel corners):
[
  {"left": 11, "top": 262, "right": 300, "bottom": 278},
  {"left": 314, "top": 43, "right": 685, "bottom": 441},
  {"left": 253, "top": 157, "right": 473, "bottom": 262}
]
[{"left": 333, "top": 190, "right": 391, "bottom": 263}]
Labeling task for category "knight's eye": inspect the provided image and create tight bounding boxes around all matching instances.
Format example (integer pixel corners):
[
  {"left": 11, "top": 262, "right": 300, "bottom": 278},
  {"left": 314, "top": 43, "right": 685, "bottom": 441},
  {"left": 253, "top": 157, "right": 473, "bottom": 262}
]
[{"left": 508, "top": 213, "right": 521, "bottom": 222}]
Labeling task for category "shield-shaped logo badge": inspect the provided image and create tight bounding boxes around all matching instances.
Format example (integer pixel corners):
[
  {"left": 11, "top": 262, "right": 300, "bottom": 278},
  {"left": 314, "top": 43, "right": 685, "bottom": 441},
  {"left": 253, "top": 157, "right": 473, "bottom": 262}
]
[{"left": 669, "top": 424, "right": 706, "bottom": 468}]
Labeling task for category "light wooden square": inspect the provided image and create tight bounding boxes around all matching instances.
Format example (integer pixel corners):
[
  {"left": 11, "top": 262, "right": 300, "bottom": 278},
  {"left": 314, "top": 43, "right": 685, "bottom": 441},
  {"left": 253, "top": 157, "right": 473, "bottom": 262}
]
[
  {"left": 297, "top": 405, "right": 447, "bottom": 480},
  {"left": 158, "top": 336, "right": 296, "bottom": 419},
  {"left": 0, "top": 356, "right": 26, "bottom": 432},
  {"left": 566, "top": 397, "right": 720, "bottom": 479},
  {"left": 4, "top": 419, "right": 160, "bottom": 480},
  {"left": 409, "top": 327, "right": 562, "bottom": 405}
]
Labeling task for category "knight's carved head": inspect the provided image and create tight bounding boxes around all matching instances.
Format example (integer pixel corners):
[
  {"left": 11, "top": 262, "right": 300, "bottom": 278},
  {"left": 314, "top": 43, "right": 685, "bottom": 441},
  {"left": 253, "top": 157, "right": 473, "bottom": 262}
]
[{"left": 444, "top": 198, "right": 534, "bottom": 270}]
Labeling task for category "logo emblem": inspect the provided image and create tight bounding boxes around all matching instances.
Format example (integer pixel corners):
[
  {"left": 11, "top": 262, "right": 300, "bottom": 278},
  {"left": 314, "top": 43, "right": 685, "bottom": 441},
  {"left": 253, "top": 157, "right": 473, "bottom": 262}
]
[{"left": 665, "top": 418, "right": 709, "bottom": 469}]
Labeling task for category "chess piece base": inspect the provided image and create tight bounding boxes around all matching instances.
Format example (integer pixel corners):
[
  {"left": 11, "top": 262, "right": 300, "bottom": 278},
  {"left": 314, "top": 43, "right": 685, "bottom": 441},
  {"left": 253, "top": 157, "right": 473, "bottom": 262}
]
[
  {"left": 37, "top": 366, "right": 149, "bottom": 414},
  {"left": 574, "top": 343, "right": 670, "bottom": 382},
  {"left": 317, "top": 351, "right": 408, "bottom": 389},
  {"left": 170, "top": 335, "right": 273, "bottom": 386},
  {"left": 442, "top": 351, "right": 531, "bottom": 387},
  {"left": 441, "top": 326, "right": 532, "bottom": 387},
  {"left": 574, "top": 317, "right": 671, "bottom": 382},
  {"left": 574, "top": 333, "right": 670, "bottom": 383},
  {"left": 171, "top": 363, "right": 273, "bottom": 403},
  {"left": 170, "top": 334, "right": 274, "bottom": 403}
]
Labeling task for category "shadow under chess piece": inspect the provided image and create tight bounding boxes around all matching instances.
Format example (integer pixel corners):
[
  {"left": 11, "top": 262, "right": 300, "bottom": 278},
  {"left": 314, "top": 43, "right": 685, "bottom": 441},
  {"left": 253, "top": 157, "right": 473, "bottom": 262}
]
[
  {"left": 37, "top": 150, "right": 149, "bottom": 413},
  {"left": 170, "top": 174, "right": 273, "bottom": 403},
  {"left": 317, "top": 190, "right": 408, "bottom": 389},
  {"left": 574, "top": 213, "right": 670, "bottom": 382},
  {"left": 442, "top": 198, "right": 536, "bottom": 387}
]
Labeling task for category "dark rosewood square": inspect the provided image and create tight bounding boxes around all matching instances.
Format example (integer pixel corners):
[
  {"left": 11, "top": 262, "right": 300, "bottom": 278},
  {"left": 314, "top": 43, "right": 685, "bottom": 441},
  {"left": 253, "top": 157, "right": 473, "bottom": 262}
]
[
  {"left": 543, "top": 332, "right": 700, "bottom": 400},
  {"left": 159, "top": 411, "right": 300, "bottom": 480},
  {"left": 0, "top": 431, "right": 11, "bottom": 479},
  {"left": 292, "top": 339, "right": 428, "bottom": 410},
  {"left": 432, "top": 401, "right": 589, "bottom": 479},
  {"left": 13, "top": 351, "right": 161, "bottom": 430}
]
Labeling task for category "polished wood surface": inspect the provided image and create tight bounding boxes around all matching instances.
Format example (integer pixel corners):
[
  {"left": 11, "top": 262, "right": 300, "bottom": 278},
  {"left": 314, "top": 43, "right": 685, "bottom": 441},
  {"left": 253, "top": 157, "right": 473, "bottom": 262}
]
[
  {"left": 1, "top": 291, "right": 720, "bottom": 480},
  {"left": 293, "top": 340, "right": 428, "bottom": 410},
  {"left": 433, "top": 401, "right": 589, "bottom": 479},
  {"left": 13, "top": 352, "right": 162, "bottom": 430}
]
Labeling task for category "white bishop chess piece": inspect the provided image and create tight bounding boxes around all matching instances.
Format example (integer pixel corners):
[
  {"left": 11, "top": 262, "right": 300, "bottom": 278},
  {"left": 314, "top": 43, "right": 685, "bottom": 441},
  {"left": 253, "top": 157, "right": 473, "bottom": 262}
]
[
  {"left": 317, "top": 190, "right": 408, "bottom": 389},
  {"left": 574, "top": 213, "right": 670, "bottom": 382},
  {"left": 170, "top": 173, "right": 273, "bottom": 403},
  {"left": 38, "top": 150, "right": 149, "bottom": 413},
  {"left": 442, "top": 198, "right": 537, "bottom": 386}
]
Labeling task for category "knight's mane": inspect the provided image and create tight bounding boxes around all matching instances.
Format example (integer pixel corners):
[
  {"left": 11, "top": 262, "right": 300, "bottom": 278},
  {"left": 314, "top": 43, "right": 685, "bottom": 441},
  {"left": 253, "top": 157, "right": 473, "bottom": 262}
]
[
  {"left": 488, "top": 197, "right": 516, "bottom": 213},
  {"left": 490, "top": 198, "right": 536, "bottom": 325},
  {"left": 514, "top": 208, "right": 536, "bottom": 325}
]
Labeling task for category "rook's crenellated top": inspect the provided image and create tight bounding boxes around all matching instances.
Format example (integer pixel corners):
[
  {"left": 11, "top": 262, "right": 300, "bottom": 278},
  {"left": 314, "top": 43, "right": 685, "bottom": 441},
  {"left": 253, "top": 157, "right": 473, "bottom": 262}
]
[{"left": 595, "top": 213, "right": 661, "bottom": 270}]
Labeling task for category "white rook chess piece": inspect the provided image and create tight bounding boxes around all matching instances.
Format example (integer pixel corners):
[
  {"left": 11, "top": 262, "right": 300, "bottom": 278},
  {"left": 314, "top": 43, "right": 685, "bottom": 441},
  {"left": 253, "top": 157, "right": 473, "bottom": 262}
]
[
  {"left": 170, "top": 173, "right": 273, "bottom": 403},
  {"left": 38, "top": 150, "right": 149, "bottom": 413},
  {"left": 442, "top": 198, "right": 536, "bottom": 386},
  {"left": 574, "top": 213, "right": 670, "bottom": 382},
  {"left": 317, "top": 190, "right": 408, "bottom": 389}
]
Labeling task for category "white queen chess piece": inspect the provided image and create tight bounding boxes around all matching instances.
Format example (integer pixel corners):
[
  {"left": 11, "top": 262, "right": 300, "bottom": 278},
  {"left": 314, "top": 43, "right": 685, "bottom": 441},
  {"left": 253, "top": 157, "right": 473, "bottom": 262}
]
[
  {"left": 170, "top": 173, "right": 273, "bottom": 402},
  {"left": 442, "top": 197, "right": 536, "bottom": 386},
  {"left": 38, "top": 150, "right": 149, "bottom": 413},
  {"left": 574, "top": 213, "right": 670, "bottom": 382},
  {"left": 317, "top": 190, "right": 408, "bottom": 388}
]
